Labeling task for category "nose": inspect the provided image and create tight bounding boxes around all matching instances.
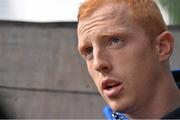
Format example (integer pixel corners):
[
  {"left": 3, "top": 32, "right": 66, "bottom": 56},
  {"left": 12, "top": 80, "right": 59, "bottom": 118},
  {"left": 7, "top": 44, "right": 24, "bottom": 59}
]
[{"left": 93, "top": 49, "right": 112, "bottom": 74}]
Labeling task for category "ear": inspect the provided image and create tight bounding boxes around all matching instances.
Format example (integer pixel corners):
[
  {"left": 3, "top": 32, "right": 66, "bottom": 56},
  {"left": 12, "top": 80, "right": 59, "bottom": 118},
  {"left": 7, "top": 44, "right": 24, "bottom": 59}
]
[{"left": 155, "top": 31, "right": 174, "bottom": 62}]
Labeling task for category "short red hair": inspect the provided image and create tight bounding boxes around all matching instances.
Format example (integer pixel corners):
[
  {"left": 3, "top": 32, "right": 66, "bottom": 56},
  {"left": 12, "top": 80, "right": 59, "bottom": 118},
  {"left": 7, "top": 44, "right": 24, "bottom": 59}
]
[{"left": 78, "top": 0, "right": 167, "bottom": 40}]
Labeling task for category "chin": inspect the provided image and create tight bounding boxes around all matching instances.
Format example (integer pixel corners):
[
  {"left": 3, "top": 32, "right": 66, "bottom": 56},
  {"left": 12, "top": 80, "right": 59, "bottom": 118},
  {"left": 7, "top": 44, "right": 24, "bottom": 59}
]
[
  {"left": 109, "top": 102, "right": 122, "bottom": 112},
  {"left": 108, "top": 99, "right": 133, "bottom": 113}
]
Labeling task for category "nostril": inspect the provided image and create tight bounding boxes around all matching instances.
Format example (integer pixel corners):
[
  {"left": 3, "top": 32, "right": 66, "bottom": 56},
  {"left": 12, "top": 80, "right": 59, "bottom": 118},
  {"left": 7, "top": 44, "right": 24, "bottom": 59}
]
[
  {"left": 95, "top": 65, "right": 111, "bottom": 73},
  {"left": 102, "top": 66, "right": 109, "bottom": 71}
]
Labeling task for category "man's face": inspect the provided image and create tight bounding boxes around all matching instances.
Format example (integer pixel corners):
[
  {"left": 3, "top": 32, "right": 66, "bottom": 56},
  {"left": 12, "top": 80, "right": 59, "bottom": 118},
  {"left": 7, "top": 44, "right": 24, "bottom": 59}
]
[{"left": 77, "top": 3, "right": 161, "bottom": 113}]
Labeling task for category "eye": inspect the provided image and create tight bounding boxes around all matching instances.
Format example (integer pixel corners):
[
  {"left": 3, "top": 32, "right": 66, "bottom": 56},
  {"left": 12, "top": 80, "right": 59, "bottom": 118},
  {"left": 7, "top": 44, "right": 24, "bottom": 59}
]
[
  {"left": 84, "top": 47, "right": 93, "bottom": 60},
  {"left": 85, "top": 47, "right": 93, "bottom": 54},
  {"left": 110, "top": 36, "right": 122, "bottom": 45}
]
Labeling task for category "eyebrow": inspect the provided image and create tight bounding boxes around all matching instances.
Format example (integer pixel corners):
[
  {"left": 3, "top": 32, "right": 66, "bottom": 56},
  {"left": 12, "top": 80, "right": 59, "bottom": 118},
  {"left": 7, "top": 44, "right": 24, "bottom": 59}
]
[
  {"left": 78, "top": 28, "right": 129, "bottom": 53},
  {"left": 99, "top": 30, "right": 128, "bottom": 39}
]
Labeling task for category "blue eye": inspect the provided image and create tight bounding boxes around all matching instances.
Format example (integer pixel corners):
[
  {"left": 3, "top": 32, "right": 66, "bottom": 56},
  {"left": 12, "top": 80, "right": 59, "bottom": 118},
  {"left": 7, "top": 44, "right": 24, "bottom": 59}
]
[{"left": 111, "top": 37, "right": 121, "bottom": 45}]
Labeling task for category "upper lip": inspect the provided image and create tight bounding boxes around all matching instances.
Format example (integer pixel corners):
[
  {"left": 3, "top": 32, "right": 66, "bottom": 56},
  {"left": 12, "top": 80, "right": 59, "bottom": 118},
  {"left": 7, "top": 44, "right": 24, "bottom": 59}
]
[{"left": 102, "top": 78, "right": 122, "bottom": 90}]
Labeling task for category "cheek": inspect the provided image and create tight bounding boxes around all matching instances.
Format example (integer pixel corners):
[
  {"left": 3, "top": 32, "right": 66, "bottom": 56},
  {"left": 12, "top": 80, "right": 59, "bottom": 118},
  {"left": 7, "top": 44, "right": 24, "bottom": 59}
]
[
  {"left": 87, "top": 62, "right": 94, "bottom": 78},
  {"left": 113, "top": 43, "right": 156, "bottom": 86},
  {"left": 87, "top": 62, "right": 100, "bottom": 87}
]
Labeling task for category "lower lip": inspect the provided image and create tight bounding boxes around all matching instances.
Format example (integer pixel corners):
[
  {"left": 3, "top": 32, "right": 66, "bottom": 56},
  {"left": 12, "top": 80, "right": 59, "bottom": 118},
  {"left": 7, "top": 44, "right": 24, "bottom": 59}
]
[{"left": 103, "top": 84, "right": 124, "bottom": 98}]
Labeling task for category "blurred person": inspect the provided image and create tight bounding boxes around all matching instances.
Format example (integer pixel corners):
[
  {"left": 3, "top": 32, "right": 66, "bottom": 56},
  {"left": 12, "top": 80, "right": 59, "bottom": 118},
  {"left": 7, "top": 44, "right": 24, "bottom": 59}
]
[{"left": 77, "top": 0, "right": 180, "bottom": 119}]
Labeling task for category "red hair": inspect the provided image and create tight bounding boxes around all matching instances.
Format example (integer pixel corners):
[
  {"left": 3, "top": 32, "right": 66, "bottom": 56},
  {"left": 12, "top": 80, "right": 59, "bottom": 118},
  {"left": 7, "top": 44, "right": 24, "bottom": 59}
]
[{"left": 78, "top": 0, "right": 167, "bottom": 39}]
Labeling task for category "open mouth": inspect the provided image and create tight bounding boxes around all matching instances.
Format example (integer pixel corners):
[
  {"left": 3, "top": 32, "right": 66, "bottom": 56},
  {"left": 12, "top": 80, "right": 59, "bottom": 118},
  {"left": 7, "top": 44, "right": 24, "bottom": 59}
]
[
  {"left": 102, "top": 80, "right": 121, "bottom": 90},
  {"left": 105, "top": 82, "right": 121, "bottom": 90},
  {"left": 102, "top": 79, "right": 123, "bottom": 97}
]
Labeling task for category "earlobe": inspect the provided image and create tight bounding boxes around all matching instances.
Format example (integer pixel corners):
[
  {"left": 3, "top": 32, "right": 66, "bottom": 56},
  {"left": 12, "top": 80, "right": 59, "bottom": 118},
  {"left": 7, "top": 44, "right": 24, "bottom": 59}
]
[{"left": 155, "top": 31, "right": 174, "bottom": 62}]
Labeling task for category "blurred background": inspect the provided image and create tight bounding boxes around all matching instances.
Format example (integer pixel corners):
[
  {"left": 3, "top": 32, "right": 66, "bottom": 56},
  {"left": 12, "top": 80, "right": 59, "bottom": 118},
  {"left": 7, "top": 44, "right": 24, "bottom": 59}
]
[{"left": 0, "top": 0, "right": 180, "bottom": 119}]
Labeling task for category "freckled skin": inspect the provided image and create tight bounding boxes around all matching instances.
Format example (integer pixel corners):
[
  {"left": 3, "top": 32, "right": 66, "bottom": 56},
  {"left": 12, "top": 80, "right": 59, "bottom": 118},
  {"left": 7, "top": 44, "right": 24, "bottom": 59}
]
[{"left": 77, "top": 2, "right": 180, "bottom": 119}]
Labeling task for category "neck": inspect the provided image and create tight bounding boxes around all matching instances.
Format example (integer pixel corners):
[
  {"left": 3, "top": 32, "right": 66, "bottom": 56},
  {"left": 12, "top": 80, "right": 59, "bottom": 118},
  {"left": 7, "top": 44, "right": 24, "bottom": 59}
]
[{"left": 126, "top": 72, "right": 180, "bottom": 119}]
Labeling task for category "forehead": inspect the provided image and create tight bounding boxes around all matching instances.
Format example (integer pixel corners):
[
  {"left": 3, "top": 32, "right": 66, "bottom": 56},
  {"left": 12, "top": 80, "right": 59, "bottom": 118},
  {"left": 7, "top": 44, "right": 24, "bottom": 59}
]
[
  {"left": 77, "top": 2, "right": 132, "bottom": 36},
  {"left": 79, "top": 3, "right": 131, "bottom": 25}
]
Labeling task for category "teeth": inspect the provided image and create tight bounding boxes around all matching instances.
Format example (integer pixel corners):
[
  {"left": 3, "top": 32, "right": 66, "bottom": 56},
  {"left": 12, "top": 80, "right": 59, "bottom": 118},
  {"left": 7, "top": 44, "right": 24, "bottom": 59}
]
[
  {"left": 106, "top": 83, "right": 120, "bottom": 90},
  {"left": 108, "top": 83, "right": 117, "bottom": 87},
  {"left": 107, "top": 83, "right": 116, "bottom": 90}
]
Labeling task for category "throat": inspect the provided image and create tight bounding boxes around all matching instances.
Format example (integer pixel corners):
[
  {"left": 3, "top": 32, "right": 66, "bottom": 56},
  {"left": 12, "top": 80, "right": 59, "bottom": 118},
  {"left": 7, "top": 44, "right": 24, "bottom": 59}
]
[{"left": 125, "top": 86, "right": 180, "bottom": 119}]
